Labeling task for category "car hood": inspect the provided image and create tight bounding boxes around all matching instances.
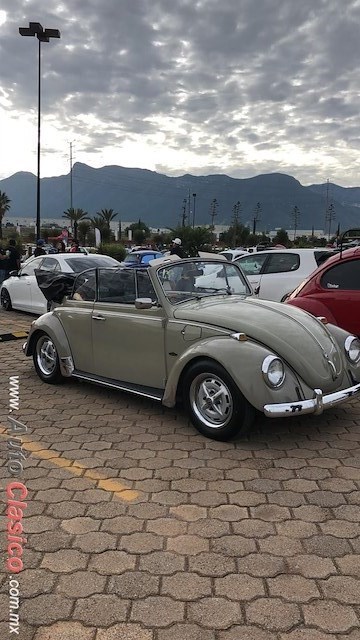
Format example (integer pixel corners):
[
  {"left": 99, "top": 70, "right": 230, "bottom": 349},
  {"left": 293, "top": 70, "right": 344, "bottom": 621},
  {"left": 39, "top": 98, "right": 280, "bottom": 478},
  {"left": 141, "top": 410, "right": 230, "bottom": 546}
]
[{"left": 173, "top": 296, "right": 344, "bottom": 391}]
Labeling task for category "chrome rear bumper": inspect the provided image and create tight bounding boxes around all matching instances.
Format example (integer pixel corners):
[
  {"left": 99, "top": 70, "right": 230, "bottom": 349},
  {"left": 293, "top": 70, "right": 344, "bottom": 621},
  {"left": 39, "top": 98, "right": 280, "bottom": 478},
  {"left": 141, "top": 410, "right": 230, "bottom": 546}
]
[{"left": 264, "top": 382, "right": 360, "bottom": 418}]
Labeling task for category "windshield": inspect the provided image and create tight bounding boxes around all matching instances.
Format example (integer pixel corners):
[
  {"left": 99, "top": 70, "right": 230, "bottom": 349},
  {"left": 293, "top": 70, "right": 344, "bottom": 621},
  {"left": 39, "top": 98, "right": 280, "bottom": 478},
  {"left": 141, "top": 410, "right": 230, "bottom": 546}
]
[{"left": 157, "top": 260, "right": 252, "bottom": 304}]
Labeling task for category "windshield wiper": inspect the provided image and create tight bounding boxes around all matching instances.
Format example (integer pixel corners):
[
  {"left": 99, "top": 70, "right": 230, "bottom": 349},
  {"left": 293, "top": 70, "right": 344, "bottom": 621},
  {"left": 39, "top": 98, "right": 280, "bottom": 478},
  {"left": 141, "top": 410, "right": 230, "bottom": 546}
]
[{"left": 195, "top": 287, "right": 232, "bottom": 297}]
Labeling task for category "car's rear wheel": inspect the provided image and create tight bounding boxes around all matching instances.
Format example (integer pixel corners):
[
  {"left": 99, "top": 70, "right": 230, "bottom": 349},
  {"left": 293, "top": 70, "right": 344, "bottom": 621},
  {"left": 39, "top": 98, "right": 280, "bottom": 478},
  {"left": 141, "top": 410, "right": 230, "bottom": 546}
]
[
  {"left": 182, "top": 359, "right": 255, "bottom": 440},
  {"left": 33, "top": 333, "right": 63, "bottom": 384},
  {"left": 0, "top": 288, "right": 12, "bottom": 311}
]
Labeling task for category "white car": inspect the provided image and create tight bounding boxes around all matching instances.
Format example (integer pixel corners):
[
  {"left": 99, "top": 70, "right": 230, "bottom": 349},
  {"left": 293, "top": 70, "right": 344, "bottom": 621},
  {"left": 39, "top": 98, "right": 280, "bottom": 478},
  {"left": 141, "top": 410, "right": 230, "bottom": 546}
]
[
  {"left": 0, "top": 253, "right": 120, "bottom": 315},
  {"left": 235, "top": 248, "right": 335, "bottom": 302},
  {"left": 220, "top": 249, "right": 249, "bottom": 261}
]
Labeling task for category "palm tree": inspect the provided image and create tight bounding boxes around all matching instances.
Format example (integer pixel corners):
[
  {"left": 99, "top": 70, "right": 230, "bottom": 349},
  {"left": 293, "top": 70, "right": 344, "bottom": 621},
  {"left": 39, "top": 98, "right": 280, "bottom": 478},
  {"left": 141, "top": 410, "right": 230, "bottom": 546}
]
[
  {"left": 98, "top": 208, "right": 118, "bottom": 229},
  {"left": 88, "top": 215, "right": 111, "bottom": 243},
  {"left": 63, "top": 207, "right": 88, "bottom": 241},
  {"left": 0, "top": 191, "right": 11, "bottom": 240}
]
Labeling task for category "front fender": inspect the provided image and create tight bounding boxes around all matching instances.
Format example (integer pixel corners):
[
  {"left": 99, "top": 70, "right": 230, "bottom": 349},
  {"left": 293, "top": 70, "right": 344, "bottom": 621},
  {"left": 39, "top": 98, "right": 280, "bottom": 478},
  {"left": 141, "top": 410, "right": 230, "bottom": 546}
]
[
  {"left": 162, "top": 336, "right": 303, "bottom": 411},
  {"left": 24, "top": 313, "right": 73, "bottom": 376}
]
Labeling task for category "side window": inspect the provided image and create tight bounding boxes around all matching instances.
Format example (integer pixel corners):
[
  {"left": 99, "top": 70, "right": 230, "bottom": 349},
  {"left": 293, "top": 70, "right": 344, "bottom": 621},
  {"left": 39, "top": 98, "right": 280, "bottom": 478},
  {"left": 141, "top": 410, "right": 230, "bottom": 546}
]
[
  {"left": 237, "top": 254, "right": 267, "bottom": 275},
  {"left": 140, "top": 254, "right": 155, "bottom": 265},
  {"left": 98, "top": 268, "right": 136, "bottom": 303},
  {"left": 20, "top": 258, "right": 43, "bottom": 276},
  {"left": 320, "top": 260, "right": 360, "bottom": 291},
  {"left": 39, "top": 257, "right": 61, "bottom": 272},
  {"left": 136, "top": 271, "right": 157, "bottom": 300},
  {"left": 264, "top": 253, "right": 299, "bottom": 274},
  {"left": 72, "top": 269, "right": 96, "bottom": 302}
]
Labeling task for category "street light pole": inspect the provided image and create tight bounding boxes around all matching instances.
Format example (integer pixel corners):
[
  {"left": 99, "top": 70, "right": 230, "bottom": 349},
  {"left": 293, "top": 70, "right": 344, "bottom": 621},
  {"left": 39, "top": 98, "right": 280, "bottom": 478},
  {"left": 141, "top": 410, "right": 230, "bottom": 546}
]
[
  {"left": 192, "top": 193, "right": 196, "bottom": 228},
  {"left": 19, "top": 22, "right": 61, "bottom": 243}
]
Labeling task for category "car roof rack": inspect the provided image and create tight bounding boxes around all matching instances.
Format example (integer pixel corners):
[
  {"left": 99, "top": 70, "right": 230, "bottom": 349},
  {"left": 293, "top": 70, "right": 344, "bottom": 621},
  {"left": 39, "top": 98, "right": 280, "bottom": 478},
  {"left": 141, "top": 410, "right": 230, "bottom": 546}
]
[{"left": 339, "top": 229, "right": 360, "bottom": 259}]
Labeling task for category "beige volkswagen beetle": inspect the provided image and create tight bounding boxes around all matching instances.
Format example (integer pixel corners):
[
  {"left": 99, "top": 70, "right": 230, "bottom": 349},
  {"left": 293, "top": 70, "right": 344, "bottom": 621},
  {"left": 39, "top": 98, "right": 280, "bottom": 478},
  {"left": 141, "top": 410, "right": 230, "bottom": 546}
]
[{"left": 23, "top": 254, "right": 360, "bottom": 440}]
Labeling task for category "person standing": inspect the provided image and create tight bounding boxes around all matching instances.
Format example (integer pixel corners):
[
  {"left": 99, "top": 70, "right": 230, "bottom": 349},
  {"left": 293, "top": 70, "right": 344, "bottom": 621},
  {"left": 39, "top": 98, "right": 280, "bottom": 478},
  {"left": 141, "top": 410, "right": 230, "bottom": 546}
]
[
  {"left": 170, "top": 238, "right": 184, "bottom": 258},
  {"left": 4, "top": 239, "right": 21, "bottom": 278},
  {"left": 34, "top": 239, "right": 46, "bottom": 257},
  {"left": 70, "top": 240, "right": 81, "bottom": 253},
  {"left": 0, "top": 245, "right": 8, "bottom": 285}
]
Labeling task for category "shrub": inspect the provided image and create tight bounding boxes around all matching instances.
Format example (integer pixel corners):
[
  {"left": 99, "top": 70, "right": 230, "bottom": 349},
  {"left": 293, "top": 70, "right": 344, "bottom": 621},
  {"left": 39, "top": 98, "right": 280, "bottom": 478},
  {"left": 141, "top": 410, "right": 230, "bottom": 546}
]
[{"left": 98, "top": 242, "right": 126, "bottom": 262}]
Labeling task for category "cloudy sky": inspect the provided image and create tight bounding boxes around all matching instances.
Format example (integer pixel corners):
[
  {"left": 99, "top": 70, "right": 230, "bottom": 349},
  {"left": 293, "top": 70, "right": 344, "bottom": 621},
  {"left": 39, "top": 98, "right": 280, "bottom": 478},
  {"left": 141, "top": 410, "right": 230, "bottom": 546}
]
[{"left": 1, "top": 0, "right": 359, "bottom": 186}]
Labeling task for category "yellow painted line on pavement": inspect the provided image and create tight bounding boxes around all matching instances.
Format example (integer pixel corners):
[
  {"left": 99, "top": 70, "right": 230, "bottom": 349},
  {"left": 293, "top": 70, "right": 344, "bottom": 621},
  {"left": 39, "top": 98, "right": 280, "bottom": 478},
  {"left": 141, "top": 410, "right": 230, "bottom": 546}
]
[{"left": 0, "top": 425, "right": 138, "bottom": 501}]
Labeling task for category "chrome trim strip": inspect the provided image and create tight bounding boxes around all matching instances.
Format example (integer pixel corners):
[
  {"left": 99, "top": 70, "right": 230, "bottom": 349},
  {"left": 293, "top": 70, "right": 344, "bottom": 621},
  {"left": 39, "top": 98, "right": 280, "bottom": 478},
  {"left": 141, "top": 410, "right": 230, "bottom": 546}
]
[
  {"left": 264, "top": 382, "right": 360, "bottom": 418},
  {"left": 72, "top": 371, "right": 163, "bottom": 401}
]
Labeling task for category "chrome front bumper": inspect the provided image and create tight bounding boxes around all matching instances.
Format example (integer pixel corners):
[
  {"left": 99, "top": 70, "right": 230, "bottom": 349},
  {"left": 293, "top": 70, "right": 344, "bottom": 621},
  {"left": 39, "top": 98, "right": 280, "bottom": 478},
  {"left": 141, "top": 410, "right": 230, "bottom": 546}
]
[{"left": 264, "top": 382, "right": 360, "bottom": 418}]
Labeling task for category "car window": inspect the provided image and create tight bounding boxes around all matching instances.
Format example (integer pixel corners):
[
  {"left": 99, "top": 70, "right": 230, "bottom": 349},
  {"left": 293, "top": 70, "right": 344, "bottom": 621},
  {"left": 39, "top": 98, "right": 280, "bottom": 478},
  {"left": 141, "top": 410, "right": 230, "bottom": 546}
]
[
  {"left": 320, "top": 260, "right": 360, "bottom": 291},
  {"left": 39, "top": 257, "right": 61, "bottom": 272},
  {"left": 264, "top": 253, "right": 300, "bottom": 274},
  {"left": 72, "top": 269, "right": 96, "bottom": 302},
  {"left": 136, "top": 270, "right": 157, "bottom": 300},
  {"left": 140, "top": 253, "right": 162, "bottom": 264},
  {"left": 20, "top": 258, "right": 44, "bottom": 276},
  {"left": 64, "top": 256, "right": 118, "bottom": 272},
  {"left": 314, "top": 250, "right": 335, "bottom": 267},
  {"left": 237, "top": 254, "right": 268, "bottom": 275},
  {"left": 98, "top": 268, "right": 136, "bottom": 303},
  {"left": 220, "top": 252, "right": 232, "bottom": 261}
]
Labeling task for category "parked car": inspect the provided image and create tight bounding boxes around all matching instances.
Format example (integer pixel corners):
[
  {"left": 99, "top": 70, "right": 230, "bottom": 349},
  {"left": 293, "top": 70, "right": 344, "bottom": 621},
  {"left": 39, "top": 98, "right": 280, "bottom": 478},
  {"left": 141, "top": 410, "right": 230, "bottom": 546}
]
[
  {"left": 23, "top": 254, "right": 360, "bottom": 441},
  {"left": 235, "top": 248, "right": 335, "bottom": 301},
  {"left": 286, "top": 246, "right": 360, "bottom": 337},
  {"left": 121, "top": 250, "right": 164, "bottom": 267},
  {"left": 0, "top": 253, "right": 121, "bottom": 315},
  {"left": 220, "top": 249, "right": 249, "bottom": 261}
]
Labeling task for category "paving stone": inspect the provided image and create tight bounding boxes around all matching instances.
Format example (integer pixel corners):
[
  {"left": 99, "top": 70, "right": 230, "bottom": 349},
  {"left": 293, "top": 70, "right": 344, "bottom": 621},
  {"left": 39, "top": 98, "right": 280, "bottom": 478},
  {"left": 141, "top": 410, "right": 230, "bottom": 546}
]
[
  {"left": 21, "top": 594, "right": 73, "bottom": 625},
  {"left": 320, "top": 519, "right": 360, "bottom": 538},
  {"left": 61, "top": 517, "right": 101, "bottom": 534},
  {"left": 303, "top": 600, "right": 359, "bottom": 633},
  {"left": 34, "top": 622, "right": 96, "bottom": 640},
  {"left": 96, "top": 624, "right": 154, "bottom": 640},
  {"left": 303, "top": 535, "right": 352, "bottom": 557},
  {"left": 147, "top": 517, "right": 187, "bottom": 536},
  {"left": 89, "top": 550, "right": 136, "bottom": 574},
  {"left": 167, "top": 534, "right": 209, "bottom": 555},
  {"left": 245, "top": 597, "right": 301, "bottom": 632},
  {"left": 73, "top": 594, "right": 129, "bottom": 626},
  {"left": 287, "top": 554, "right": 337, "bottom": 578},
  {"left": 189, "top": 552, "right": 236, "bottom": 576},
  {"left": 292, "top": 505, "right": 331, "bottom": 522},
  {"left": 25, "top": 515, "right": 60, "bottom": 533},
  {"left": 212, "top": 535, "right": 257, "bottom": 557},
  {"left": 267, "top": 574, "right": 320, "bottom": 601},
  {"left": 237, "top": 554, "right": 286, "bottom": 577},
  {"left": 41, "top": 549, "right": 88, "bottom": 572},
  {"left": 157, "top": 624, "right": 215, "bottom": 640},
  {"left": 219, "top": 627, "right": 277, "bottom": 640},
  {"left": 108, "top": 571, "right": 159, "bottom": 598},
  {"left": 119, "top": 532, "right": 163, "bottom": 553},
  {"left": 215, "top": 574, "right": 265, "bottom": 600},
  {"left": 131, "top": 596, "right": 185, "bottom": 627},
  {"left": 162, "top": 572, "right": 212, "bottom": 600},
  {"left": 73, "top": 532, "right": 116, "bottom": 553},
  {"left": 29, "top": 530, "right": 73, "bottom": 552},
  {"left": 279, "top": 630, "right": 341, "bottom": 640},
  {"left": 188, "top": 518, "right": 230, "bottom": 538},
  {"left": 250, "top": 504, "right": 291, "bottom": 521},
  {"left": 258, "top": 535, "right": 303, "bottom": 556},
  {"left": 56, "top": 571, "right": 107, "bottom": 597},
  {"left": 170, "top": 505, "right": 207, "bottom": 521},
  {"left": 139, "top": 551, "right": 185, "bottom": 575},
  {"left": 320, "top": 575, "right": 360, "bottom": 604},
  {"left": 46, "top": 502, "right": 87, "bottom": 518},
  {"left": 188, "top": 597, "right": 242, "bottom": 629},
  {"left": 232, "top": 519, "right": 275, "bottom": 538}
]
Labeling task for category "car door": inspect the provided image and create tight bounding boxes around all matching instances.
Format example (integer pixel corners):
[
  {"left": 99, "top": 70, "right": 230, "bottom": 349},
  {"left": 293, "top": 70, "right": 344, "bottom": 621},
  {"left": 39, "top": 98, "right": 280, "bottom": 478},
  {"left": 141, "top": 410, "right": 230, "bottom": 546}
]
[
  {"left": 236, "top": 253, "right": 268, "bottom": 293},
  {"left": 34, "top": 257, "right": 62, "bottom": 314},
  {"left": 91, "top": 268, "right": 167, "bottom": 389},
  {"left": 318, "top": 259, "right": 360, "bottom": 336},
  {"left": 258, "top": 252, "right": 301, "bottom": 301},
  {"left": 10, "top": 258, "right": 44, "bottom": 311}
]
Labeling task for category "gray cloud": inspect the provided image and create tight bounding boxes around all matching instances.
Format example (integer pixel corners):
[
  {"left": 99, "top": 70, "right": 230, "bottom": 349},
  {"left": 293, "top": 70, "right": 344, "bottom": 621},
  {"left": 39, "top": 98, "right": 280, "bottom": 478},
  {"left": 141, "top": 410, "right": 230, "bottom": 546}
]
[{"left": 1, "top": 0, "right": 360, "bottom": 184}]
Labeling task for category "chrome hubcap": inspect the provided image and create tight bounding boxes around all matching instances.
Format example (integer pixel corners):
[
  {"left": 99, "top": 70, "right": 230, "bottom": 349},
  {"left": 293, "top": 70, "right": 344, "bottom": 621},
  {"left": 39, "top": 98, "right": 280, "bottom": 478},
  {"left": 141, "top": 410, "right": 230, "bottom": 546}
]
[
  {"left": 190, "top": 373, "right": 233, "bottom": 429},
  {"left": 36, "top": 336, "right": 57, "bottom": 376}
]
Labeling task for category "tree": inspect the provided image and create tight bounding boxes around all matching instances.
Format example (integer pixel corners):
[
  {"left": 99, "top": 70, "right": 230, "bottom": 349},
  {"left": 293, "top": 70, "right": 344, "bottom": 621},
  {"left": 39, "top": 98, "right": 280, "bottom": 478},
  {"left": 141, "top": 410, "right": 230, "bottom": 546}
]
[
  {"left": 63, "top": 208, "right": 88, "bottom": 241},
  {"left": 170, "top": 226, "right": 214, "bottom": 257},
  {"left": 98, "top": 208, "right": 118, "bottom": 229},
  {"left": 88, "top": 215, "right": 112, "bottom": 243},
  {"left": 272, "top": 228, "right": 290, "bottom": 247},
  {"left": 77, "top": 220, "right": 91, "bottom": 245},
  {"left": 252, "top": 202, "right": 261, "bottom": 235},
  {"left": 0, "top": 191, "right": 11, "bottom": 240},
  {"left": 125, "top": 220, "right": 151, "bottom": 244}
]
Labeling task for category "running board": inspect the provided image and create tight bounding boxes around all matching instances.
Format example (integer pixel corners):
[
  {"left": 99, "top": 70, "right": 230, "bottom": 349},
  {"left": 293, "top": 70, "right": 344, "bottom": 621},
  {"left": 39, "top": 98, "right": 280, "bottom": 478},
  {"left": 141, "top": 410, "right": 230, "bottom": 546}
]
[{"left": 72, "top": 370, "right": 164, "bottom": 402}]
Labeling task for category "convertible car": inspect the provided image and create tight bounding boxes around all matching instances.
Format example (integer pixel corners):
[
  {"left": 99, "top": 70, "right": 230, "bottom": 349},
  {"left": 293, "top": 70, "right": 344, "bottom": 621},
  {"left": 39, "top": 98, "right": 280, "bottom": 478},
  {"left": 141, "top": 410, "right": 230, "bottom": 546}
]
[{"left": 23, "top": 254, "right": 360, "bottom": 440}]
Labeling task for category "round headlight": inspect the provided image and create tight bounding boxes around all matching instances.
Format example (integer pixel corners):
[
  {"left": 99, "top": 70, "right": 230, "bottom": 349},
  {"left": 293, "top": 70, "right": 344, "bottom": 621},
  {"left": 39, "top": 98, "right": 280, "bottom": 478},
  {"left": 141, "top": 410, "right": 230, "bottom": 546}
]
[
  {"left": 345, "top": 336, "right": 360, "bottom": 364},
  {"left": 262, "top": 356, "right": 285, "bottom": 388}
]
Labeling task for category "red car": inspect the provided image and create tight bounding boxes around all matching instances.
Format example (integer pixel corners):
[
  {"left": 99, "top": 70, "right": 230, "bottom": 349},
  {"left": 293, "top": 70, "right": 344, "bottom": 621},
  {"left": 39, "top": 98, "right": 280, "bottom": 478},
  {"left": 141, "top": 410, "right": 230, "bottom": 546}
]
[{"left": 286, "top": 246, "right": 360, "bottom": 337}]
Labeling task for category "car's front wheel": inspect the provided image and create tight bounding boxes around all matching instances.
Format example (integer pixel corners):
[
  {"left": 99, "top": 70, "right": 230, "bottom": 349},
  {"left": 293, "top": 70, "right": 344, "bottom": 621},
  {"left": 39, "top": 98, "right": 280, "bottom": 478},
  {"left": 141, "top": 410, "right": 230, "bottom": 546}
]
[
  {"left": 33, "top": 333, "right": 64, "bottom": 384},
  {"left": 182, "top": 360, "right": 255, "bottom": 440},
  {"left": 0, "top": 288, "right": 12, "bottom": 311}
]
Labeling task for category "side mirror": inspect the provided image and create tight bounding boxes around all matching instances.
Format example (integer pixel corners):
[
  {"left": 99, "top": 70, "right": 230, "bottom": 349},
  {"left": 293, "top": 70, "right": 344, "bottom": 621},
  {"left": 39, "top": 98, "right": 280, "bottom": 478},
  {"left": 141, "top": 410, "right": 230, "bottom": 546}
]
[
  {"left": 135, "top": 297, "right": 153, "bottom": 309},
  {"left": 9, "top": 270, "right": 20, "bottom": 277}
]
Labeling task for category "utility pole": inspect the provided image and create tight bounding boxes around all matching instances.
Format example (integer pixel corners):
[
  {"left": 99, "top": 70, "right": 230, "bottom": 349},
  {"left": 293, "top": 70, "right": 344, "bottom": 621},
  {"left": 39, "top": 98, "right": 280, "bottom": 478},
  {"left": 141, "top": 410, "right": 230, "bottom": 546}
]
[
  {"left": 181, "top": 198, "right": 187, "bottom": 227},
  {"left": 324, "top": 181, "right": 336, "bottom": 240},
  {"left": 231, "top": 201, "right": 241, "bottom": 247},
  {"left": 188, "top": 188, "right": 191, "bottom": 227},
  {"left": 69, "top": 141, "right": 73, "bottom": 209},
  {"left": 252, "top": 202, "right": 261, "bottom": 235},
  {"left": 192, "top": 193, "right": 197, "bottom": 228},
  {"left": 209, "top": 198, "right": 218, "bottom": 228},
  {"left": 290, "top": 205, "right": 301, "bottom": 241}
]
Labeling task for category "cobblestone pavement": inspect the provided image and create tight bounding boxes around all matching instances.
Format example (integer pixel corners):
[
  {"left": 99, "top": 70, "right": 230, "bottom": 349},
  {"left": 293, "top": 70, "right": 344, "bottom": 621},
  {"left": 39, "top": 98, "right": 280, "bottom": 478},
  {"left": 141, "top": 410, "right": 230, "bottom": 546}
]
[{"left": 1, "top": 308, "right": 360, "bottom": 639}]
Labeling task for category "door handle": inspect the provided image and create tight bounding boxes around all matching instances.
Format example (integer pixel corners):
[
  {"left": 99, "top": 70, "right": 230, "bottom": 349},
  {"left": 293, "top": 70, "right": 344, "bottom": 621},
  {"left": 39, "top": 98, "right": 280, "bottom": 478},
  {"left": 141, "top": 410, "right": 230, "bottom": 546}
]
[{"left": 92, "top": 315, "right": 106, "bottom": 321}]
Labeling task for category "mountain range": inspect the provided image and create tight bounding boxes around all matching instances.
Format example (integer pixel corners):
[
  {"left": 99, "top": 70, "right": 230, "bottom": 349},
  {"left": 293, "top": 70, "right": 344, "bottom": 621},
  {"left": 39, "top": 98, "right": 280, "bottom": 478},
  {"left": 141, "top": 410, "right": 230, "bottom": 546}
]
[{"left": 1, "top": 163, "right": 360, "bottom": 233}]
